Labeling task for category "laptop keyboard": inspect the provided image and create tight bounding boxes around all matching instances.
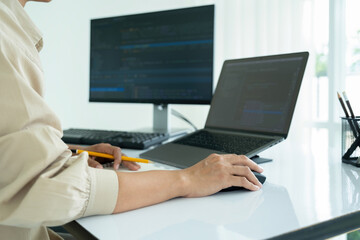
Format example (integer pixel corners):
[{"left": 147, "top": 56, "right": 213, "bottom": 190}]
[{"left": 175, "top": 130, "right": 274, "bottom": 155}]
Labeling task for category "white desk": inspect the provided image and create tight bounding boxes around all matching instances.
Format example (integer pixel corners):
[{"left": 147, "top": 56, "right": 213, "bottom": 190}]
[{"left": 65, "top": 131, "right": 360, "bottom": 239}]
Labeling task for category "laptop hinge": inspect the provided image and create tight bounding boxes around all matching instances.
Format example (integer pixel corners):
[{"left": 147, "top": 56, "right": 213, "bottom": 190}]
[{"left": 204, "top": 127, "right": 283, "bottom": 140}]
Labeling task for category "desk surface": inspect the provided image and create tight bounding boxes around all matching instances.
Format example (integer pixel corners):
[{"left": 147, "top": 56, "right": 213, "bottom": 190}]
[{"left": 69, "top": 130, "right": 360, "bottom": 240}]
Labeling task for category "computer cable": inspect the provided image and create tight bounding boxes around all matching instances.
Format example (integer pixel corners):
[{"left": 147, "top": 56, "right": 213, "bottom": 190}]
[{"left": 171, "top": 109, "right": 198, "bottom": 131}]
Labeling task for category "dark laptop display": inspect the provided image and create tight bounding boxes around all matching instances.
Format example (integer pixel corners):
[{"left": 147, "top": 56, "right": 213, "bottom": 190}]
[
  {"left": 141, "top": 52, "right": 309, "bottom": 168},
  {"left": 206, "top": 54, "right": 305, "bottom": 136}
]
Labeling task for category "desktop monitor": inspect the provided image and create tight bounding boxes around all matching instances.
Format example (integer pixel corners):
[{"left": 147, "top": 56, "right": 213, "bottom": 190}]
[{"left": 89, "top": 5, "right": 215, "bottom": 133}]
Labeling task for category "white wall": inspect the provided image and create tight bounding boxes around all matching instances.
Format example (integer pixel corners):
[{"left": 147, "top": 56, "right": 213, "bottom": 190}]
[{"left": 25, "top": 0, "right": 310, "bottom": 133}]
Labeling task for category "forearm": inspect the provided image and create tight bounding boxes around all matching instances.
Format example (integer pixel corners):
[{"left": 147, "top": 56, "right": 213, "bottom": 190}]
[{"left": 113, "top": 170, "right": 187, "bottom": 213}]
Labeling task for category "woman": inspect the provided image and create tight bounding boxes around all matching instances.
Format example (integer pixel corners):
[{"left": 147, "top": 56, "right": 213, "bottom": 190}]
[{"left": 0, "top": 0, "right": 263, "bottom": 239}]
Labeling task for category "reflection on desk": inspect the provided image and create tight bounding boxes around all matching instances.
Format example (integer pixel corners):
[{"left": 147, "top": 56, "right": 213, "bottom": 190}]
[
  {"left": 342, "top": 165, "right": 360, "bottom": 211},
  {"left": 78, "top": 183, "right": 298, "bottom": 240}
]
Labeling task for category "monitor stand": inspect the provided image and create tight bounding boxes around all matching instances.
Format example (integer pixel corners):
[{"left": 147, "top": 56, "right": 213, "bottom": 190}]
[{"left": 137, "top": 104, "right": 190, "bottom": 137}]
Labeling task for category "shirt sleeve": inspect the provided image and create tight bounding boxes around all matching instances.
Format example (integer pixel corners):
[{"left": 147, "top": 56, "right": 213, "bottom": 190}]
[{"left": 0, "top": 28, "right": 119, "bottom": 228}]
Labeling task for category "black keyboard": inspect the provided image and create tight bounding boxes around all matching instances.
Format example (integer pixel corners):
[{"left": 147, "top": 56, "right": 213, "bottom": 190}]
[
  {"left": 175, "top": 130, "right": 273, "bottom": 155},
  {"left": 62, "top": 128, "right": 169, "bottom": 149}
]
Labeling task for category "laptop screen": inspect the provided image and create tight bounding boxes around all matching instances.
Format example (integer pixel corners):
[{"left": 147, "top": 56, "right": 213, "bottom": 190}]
[{"left": 205, "top": 52, "right": 308, "bottom": 137}]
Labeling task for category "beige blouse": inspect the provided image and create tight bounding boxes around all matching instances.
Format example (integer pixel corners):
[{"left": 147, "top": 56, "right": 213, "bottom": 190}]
[{"left": 0, "top": 0, "right": 119, "bottom": 239}]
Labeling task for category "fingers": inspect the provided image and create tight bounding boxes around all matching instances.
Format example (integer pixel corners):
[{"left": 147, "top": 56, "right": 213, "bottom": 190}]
[
  {"left": 121, "top": 161, "right": 141, "bottom": 171},
  {"left": 111, "top": 146, "right": 123, "bottom": 170},
  {"left": 230, "top": 176, "right": 260, "bottom": 191},
  {"left": 84, "top": 143, "right": 123, "bottom": 170},
  {"left": 84, "top": 143, "right": 142, "bottom": 171},
  {"left": 224, "top": 154, "right": 263, "bottom": 173},
  {"left": 88, "top": 157, "right": 103, "bottom": 169},
  {"left": 230, "top": 166, "right": 262, "bottom": 189}
]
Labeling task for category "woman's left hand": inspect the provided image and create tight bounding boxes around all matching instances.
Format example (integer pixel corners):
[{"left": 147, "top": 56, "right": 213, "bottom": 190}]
[{"left": 68, "top": 143, "right": 140, "bottom": 171}]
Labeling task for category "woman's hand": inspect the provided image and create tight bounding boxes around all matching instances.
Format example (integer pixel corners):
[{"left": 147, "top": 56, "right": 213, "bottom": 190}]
[
  {"left": 113, "top": 153, "right": 264, "bottom": 213},
  {"left": 68, "top": 143, "right": 140, "bottom": 171},
  {"left": 181, "top": 153, "right": 264, "bottom": 197}
]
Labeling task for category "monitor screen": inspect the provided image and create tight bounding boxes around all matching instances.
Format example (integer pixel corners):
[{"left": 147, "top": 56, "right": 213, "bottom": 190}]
[{"left": 89, "top": 5, "right": 214, "bottom": 104}]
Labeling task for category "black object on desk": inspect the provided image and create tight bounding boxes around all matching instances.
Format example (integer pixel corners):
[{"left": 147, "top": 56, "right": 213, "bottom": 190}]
[
  {"left": 341, "top": 117, "right": 360, "bottom": 167},
  {"left": 62, "top": 128, "right": 169, "bottom": 149},
  {"left": 220, "top": 171, "right": 266, "bottom": 192}
]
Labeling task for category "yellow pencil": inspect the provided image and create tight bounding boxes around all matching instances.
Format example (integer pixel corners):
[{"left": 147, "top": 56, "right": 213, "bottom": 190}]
[{"left": 71, "top": 149, "right": 152, "bottom": 164}]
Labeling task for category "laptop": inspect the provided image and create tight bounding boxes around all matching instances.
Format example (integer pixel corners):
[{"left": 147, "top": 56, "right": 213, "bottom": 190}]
[{"left": 140, "top": 52, "right": 309, "bottom": 168}]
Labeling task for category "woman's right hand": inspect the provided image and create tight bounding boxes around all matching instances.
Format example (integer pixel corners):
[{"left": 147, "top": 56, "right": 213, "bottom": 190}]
[{"left": 181, "top": 153, "right": 264, "bottom": 197}]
